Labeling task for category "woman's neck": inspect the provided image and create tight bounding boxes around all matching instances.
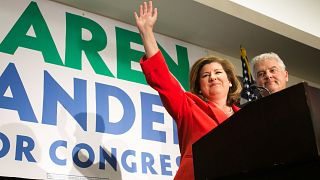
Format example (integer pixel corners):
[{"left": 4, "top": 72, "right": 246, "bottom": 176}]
[
  {"left": 208, "top": 97, "right": 228, "bottom": 108},
  {"left": 210, "top": 100, "right": 234, "bottom": 116}
]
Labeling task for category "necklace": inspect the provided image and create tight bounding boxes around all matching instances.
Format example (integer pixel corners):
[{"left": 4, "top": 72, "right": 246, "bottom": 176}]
[
  {"left": 224, "top": 106, "right": 233, "bottom": 115},
  {"left": 211, "top": 101, "right": 234, "bottom": 115}
]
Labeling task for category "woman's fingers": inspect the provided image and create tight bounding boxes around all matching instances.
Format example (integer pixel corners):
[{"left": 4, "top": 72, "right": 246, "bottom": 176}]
[
  {"left": 143, "top": 1, "right": 148, "bottom": 15},
  {"left": 135, "top": 1, "right": 156, "bottom": 19},
  {"left": 148, "top": 1, "right": 153, "bottom": 15},
  {"left": 139, "top": 4, "right": 143, "bottom": 17},
  {"left": 134, "top": 11, "right": 138, "bottom": 20},
  {"left": 153, "top": 7, "right": 158, "bottom": 20}
]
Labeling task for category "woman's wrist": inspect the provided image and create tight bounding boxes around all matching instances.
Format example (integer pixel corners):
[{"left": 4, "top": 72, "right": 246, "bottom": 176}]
[{"left": 142, "top": 31, "right": 158, "bottom": 58}]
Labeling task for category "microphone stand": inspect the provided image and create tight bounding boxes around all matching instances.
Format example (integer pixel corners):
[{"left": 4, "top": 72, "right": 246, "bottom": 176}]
[{"left": 250, "top": 84, "right": 271, "bottom": 98}]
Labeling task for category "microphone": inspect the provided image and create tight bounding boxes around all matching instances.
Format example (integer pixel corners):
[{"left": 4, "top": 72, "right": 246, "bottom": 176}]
[{"left": 250, "top": 84, "right": 271, "bottom": 99}]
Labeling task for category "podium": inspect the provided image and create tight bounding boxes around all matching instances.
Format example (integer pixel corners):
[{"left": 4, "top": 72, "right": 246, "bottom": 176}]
[{"left": 192, "top": 82, "right": 320, "bottom": 179}]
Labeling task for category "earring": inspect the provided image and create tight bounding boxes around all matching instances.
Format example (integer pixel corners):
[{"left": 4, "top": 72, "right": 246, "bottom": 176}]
[
  {"left": 199, "top": 90, "right": 202, "bottom": 94},
  {"left": 229, "top": 84, "right": 232, "bottom": 87}
]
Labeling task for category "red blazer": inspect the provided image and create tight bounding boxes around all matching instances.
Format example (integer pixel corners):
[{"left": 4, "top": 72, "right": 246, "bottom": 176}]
[{"left": 140, "top": 51, "right": 240, "bottom": 180}]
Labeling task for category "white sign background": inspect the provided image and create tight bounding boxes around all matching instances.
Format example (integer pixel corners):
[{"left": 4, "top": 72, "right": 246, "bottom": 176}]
[{"left": 0, "top": 0, "right": 207, "bottom": 179}]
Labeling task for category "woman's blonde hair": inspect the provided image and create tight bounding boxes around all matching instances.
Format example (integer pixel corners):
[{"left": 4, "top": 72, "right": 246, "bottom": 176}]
[{"left": 189, "top": 56, "right": 242, "bottom": 105}]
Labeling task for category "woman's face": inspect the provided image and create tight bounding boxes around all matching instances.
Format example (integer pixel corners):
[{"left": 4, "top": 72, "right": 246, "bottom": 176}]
[{"left": 199, "top": 62, "right": 231, "bottom": 101}]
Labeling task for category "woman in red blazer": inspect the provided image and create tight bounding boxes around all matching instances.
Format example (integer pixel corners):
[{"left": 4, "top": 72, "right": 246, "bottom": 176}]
[{"left": 134, "top": 1, "right": 242, "bottom": 179}]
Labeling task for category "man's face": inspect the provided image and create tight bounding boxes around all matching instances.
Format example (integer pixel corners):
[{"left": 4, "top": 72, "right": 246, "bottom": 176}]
[{"left": 254, "top": 59, "right": 288, "bottom": 93}]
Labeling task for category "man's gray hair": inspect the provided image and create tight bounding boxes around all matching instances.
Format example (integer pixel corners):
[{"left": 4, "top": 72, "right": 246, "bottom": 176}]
[{"left": 251, "top": 52, "right": 286, "bottom": 78}]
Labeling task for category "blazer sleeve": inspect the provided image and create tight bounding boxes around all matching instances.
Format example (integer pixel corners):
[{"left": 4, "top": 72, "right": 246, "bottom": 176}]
[{"left": 140, "top": 50, "right": 188, "bottom": 123}]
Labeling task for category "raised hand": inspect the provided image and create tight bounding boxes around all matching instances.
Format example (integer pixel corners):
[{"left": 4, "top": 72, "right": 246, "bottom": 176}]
[
  {"left": 134, "top": 1, "right": 158, "bottom": 35},
  {"left": 134, "top": 1, "right": 158, "bottom": 58}
]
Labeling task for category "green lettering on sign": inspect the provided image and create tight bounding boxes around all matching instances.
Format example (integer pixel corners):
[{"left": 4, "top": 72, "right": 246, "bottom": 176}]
[
  {"left": 0, "top": 1, "right": 63, "bottom": 66},
  {"left": 116, "top": 27, "right": 145, "bottom": 84},
  {"left": 116, "top": 27, "right": 189, "bottom": 90},
  {"left": 159, "top": 44, "right": 190, "bottom": 91},
  {"left": 65, "top": 13, "right": 113, "bottom": 77}
]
